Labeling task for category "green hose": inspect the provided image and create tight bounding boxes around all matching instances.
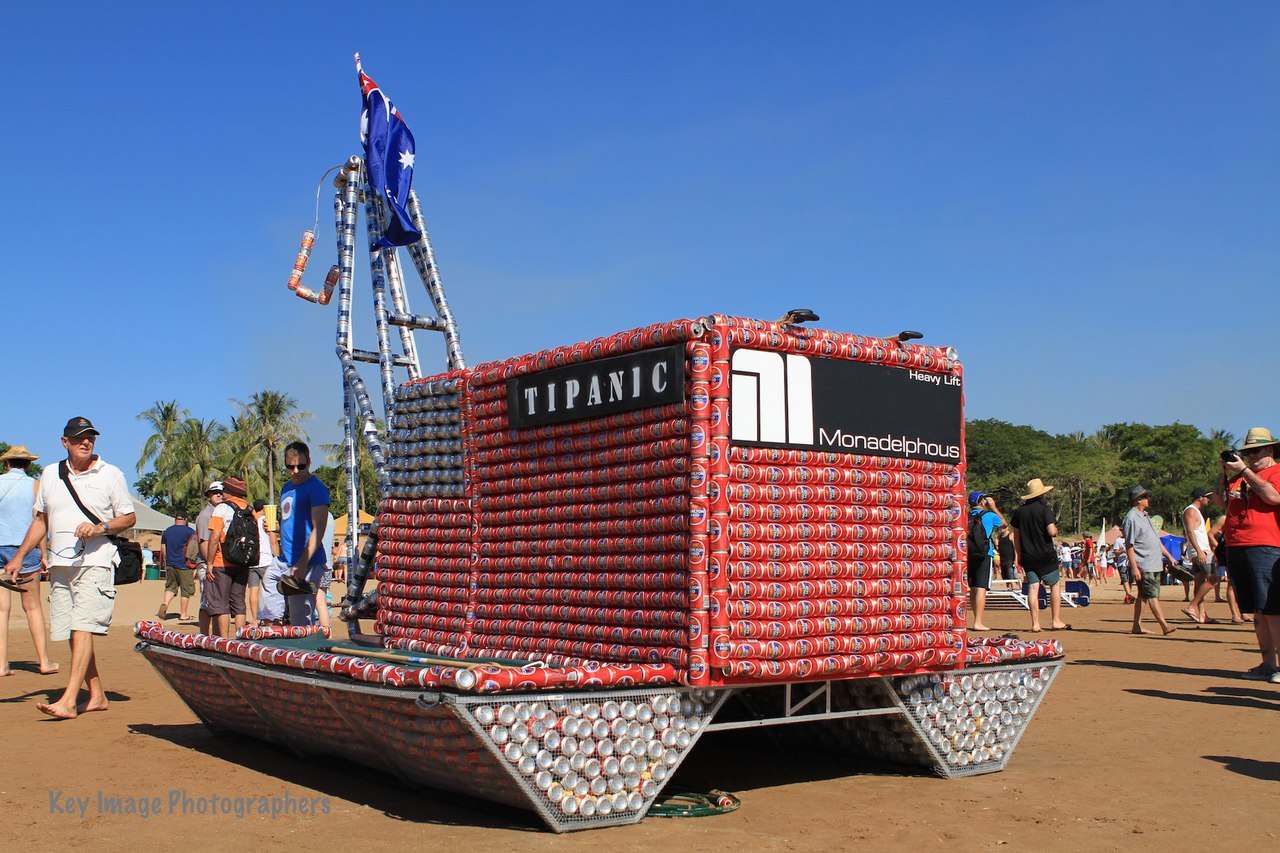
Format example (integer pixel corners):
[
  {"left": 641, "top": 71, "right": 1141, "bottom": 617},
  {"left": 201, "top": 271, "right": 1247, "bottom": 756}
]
[{"left": 648, "top": 789, "right": 742, "bottom": 818}]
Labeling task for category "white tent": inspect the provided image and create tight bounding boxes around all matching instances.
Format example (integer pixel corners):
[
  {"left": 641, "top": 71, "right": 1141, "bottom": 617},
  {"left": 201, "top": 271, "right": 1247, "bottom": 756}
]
[{"left": 130, "top": 497, "right": 175, "bottom": 532}]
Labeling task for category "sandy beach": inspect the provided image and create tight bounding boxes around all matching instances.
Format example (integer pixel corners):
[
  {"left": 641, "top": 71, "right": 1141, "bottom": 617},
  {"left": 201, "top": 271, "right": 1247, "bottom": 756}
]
[{"left": 1, "top": 579, "right": 1275, "bottom": 851}]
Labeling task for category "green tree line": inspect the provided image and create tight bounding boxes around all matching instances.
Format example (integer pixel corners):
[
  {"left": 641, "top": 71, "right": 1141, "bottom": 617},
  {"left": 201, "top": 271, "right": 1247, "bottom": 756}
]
[{"left": 966, "top": 420, "right": 1233, "bottom": 534}]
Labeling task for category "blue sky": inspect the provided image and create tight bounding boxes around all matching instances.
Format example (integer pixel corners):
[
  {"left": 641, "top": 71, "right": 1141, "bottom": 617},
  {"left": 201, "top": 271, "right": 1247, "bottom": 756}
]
[{"left": 5, "top": 1, "right": 1276, "bottom": 480}]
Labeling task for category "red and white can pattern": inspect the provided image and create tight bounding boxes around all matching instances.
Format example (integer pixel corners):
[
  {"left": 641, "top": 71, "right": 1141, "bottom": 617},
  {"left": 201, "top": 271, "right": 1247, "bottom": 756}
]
[
  {"left": 714, "top": 390, "right": 967, "bottom": 681},
  {"left": 465, "top": 332, "right": 695, "bottom": 669},
  {"left": 363, "top": 317, "right": 1058, "bottom": 692}
]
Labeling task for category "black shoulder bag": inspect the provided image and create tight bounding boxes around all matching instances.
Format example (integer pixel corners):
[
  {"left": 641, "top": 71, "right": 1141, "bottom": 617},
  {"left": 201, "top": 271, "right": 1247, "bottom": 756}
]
[{"left": 57, "top": 460, "right": 143, "bottom": 585}]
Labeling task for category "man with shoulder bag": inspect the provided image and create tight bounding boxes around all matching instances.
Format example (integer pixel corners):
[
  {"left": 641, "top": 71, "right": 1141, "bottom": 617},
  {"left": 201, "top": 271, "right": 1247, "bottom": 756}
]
[{"left": 3, "top": 418, "right": 134, "bottom": 720}]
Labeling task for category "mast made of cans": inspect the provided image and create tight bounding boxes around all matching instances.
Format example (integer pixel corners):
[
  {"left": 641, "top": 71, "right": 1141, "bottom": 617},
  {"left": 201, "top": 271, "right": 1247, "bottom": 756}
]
[{"left": 290, "top": 156, "right": 466, "bottom": 636}]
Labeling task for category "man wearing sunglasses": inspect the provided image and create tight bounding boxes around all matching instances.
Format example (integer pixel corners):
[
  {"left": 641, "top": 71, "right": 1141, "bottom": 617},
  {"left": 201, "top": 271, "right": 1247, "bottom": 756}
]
[
  {"left": 1217, "top": 427, "right": 1280, "bottom": 683},
  {"left": 3, "top": 417, "right": 135, "bottom": 720},
  {"left": 278, "top": 441, "right": 330, "bottom": 626}
]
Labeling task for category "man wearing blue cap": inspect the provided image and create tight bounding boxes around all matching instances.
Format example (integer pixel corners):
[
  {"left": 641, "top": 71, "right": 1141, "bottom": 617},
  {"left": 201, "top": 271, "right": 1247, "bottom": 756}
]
[{"left": 967, "top": 492, "right": 1006, "bottom": 631}]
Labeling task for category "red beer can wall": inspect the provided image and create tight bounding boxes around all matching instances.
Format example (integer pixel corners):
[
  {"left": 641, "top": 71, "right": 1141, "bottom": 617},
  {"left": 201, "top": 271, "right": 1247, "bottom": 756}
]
[{"left": 372, "top": 316, "right": 967, "bottom": 687}]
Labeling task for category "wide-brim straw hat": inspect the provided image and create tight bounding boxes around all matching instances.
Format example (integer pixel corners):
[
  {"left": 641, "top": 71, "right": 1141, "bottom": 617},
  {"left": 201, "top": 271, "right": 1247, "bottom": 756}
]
[
  {"left": 1022, "top": 478, "right": 1054, "bottom": 501},
  {"left": 0, "top": 445, "right": 39, "bottom": 463},
  {"left": 1239, "top": 427, "right": 1280, "bottom": 452}
]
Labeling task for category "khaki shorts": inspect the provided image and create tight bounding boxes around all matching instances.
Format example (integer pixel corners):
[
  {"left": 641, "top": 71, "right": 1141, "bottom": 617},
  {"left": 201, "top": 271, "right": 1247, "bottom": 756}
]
[
  {"left": 1137, "top": 572, "right": 1162, "bottom": 600},
  {"left": 165, "top": 566, "right": 196, "bottom": 596},
  {"left": 48, "top": 565, "right": 116, "bottom": 641}
]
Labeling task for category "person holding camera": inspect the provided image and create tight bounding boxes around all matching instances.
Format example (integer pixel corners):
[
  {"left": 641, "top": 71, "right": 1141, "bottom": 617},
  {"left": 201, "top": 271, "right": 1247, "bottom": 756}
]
[
  {"left": 1215, "top": 428, "right": 1280, "bottom": 683},
  {"left": 966, "top": 492, "right": 1005, "bottom": 631}
]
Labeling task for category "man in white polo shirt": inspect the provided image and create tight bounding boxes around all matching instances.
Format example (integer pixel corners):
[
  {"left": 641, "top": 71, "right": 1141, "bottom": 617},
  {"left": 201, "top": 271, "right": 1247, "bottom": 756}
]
[{"left": 3, "top": 417, "right": 135, "bottom": 720}]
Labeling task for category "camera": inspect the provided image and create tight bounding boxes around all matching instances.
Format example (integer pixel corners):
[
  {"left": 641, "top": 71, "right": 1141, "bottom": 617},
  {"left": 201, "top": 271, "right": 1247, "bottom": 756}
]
[{"left": 1220, "top": 449, "right": 1240, "bottom": 463}]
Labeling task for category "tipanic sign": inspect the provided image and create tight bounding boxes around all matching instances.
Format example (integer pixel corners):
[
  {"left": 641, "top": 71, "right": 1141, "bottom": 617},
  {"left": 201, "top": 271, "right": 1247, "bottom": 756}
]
[
  {"left": 728, "top": 348, "right": 962, "bottom": 463},
  {"left": 507, "top": 345, "right": 686, "bottom": 428}
]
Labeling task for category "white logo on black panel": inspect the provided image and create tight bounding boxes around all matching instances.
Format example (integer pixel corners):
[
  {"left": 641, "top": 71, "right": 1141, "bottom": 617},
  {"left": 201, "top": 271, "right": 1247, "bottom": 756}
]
[{"left": 730, "top": 349, "right": 814, "bottom": 445}]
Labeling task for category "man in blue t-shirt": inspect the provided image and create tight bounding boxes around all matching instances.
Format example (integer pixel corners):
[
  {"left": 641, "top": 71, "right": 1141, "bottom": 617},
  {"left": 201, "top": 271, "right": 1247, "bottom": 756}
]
[
  {"left": 157, "top": 514, "right": 197, "bottom": 621},
  {"left": 279, "top": 441, "right": 330, "bottom": 626},
  {"left": 967, "top": 491, "right": 1006, "bottom": 631}
]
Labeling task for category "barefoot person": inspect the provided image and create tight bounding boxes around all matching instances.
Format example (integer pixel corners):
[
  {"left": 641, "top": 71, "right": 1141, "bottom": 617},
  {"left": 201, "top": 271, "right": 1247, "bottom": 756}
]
[
  {"left": 966, "top": 491, "right": 1005, "bottom": 631},
  {"left": 0, "top": 445, "right": 58, "bottom": 676},
  {"left": 1123, "top": 485, "right": 1178, "bottom": 636},
  {"left": 1181, "top": 487, "right": 1219, "bottom": 624},
  {"left": 1010, "top": 478, "right": 1070, "bottom": 632},
  {"left": 3, "top": 418, "right": 134, "bottom": 719}
]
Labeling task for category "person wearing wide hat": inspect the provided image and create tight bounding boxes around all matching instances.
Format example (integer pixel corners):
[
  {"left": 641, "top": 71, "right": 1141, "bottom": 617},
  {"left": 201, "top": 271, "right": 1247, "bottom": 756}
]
[
  {"left": 3, "top": 417, "right": 136, "bottom": 719},
  {"left": 1010, "top": 478, "right": 1070, "bottom": 632},
  {"left": 1215, "top": 427, "right": 1280, "bottom": 683},
  {"left": 0, "top": 445, "right": 58, "bottom": 676},
  {"left": 1122, "top": 485, "right": 1179, "bottom": 636}
]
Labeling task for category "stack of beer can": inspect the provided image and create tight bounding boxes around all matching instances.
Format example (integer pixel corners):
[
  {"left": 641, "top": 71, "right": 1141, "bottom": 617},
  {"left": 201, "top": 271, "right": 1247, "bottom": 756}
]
[
  {"left": 463, "top": 321, "right": 702, "bottom": 665},
  {"left": 372, "top": 316, "right": 975, "bottom": 685}
]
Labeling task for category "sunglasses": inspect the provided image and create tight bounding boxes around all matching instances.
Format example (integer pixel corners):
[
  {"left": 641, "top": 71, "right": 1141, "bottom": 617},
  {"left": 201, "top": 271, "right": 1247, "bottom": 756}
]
[
  {"left": 1241, "top": 447, "right": 1266, "bottom": 456},
  {"left": 286, "top": 463, "right": 309, "bottom": 471}
]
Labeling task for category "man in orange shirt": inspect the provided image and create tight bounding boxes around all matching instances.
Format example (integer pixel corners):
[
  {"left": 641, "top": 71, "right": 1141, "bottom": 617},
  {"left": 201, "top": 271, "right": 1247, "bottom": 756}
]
[
  {"left": 1216, "top": 428, "right": 1280, "bottom": 683},
  {"left": 205, "top": 477, "right": 252, "bottom": 638}
]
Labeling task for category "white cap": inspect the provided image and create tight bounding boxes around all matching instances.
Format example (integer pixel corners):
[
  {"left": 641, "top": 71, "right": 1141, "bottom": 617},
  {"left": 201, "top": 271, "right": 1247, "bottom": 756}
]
[{"left": 206, "top": 481, "right": 224, "bottom": 494}]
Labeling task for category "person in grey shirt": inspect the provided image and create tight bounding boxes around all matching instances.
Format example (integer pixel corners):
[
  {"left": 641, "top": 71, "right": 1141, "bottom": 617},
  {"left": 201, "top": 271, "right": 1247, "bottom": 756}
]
[
  {"left": 194, "top": 482, "right": 224, "bottom": 635},
  {"left": 1123, "top": 485, "right": 1179, "bottom": 636}
]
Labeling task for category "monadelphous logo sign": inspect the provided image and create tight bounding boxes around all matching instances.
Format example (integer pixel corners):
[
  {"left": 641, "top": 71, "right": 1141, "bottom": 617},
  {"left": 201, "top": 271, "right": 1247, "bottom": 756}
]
[
  {"left": 507, "top": 345, "right": 686, "bottom": 428},
  {"left": 729, "top": 348, "right": 962, "bottom": 464}
]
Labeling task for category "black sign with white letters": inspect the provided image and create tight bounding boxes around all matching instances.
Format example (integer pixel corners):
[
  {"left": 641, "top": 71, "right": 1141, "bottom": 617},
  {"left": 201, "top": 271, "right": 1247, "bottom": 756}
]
[
  {"left": 507, "top": 345, "right": 686, "bottom": 428},
  {"left": 728, "top": 347, "right": 963, "bottom": 464}
]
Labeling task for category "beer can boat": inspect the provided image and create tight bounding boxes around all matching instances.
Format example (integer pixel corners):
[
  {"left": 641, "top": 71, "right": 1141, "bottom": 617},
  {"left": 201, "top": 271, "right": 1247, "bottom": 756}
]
[{"left": 136, "top": 63, "right": 1063, "bottom": 834}]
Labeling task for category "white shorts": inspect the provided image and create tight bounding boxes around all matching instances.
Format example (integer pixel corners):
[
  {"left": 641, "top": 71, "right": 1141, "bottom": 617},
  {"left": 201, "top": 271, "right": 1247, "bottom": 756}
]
[{"left": 48, "top": 565, "right": 116, "bottom": 641}]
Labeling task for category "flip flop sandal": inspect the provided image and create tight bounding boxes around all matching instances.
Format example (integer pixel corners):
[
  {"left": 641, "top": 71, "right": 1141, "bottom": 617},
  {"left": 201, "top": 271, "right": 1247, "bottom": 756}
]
[
  {"left": 277, "top": 576, "right": 316, "bottom": 597},
  {"left": 0, "top": 578, "right": 30, "bottom": 593}
]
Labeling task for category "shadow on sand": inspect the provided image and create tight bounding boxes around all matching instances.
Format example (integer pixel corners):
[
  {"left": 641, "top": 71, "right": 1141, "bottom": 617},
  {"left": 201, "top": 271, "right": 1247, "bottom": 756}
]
[
  {"left": 1072, "top": 659, "right": 1248, "bottom": 679},
  {"left": 1126, "top": 687, "right": 1280, "bottom": 713},
  {"left": 1203, "top": 755, "right": 1280, "bottom": 782},
  {"left": 129, "top": 722, "right": 540, "bottom": 831}
]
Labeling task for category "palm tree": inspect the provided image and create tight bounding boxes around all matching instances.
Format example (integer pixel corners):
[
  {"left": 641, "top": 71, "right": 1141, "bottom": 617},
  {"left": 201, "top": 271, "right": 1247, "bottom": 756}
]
[
  {"left": 217, "top": 414, "right": 266, "bottom": 499},
  {"left": 1209, "top": 428, "right": 1236, "bottom": 450},
  {"left": 233, "top": 391, "right": 311, "bottom": 501},
  {"left": 137, "top": 400, "right": 188, "bottom": 508},
  {"left": 321, "top": 416, "right": 384, "bottom": 518},
  {"left": 166, "top": 418, "right": 226, "bottom": 513}
]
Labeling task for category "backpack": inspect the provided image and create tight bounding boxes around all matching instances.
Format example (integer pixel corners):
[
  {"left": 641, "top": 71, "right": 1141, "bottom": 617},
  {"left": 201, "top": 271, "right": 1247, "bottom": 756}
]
[
  {"left": 221, "top": 505, "right": 261, "bottom": 567},
  {"left": 967, "top": 512, "right": 991, "bottom": 562},
  {"left": 183, "top": 532, "right": 200, "bottom": 568}
]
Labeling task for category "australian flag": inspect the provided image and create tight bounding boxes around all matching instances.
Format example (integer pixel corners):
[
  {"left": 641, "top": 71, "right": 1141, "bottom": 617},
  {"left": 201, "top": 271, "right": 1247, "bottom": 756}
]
[{"left": 357, "top": 55, "right": 421, "bottom": 248}]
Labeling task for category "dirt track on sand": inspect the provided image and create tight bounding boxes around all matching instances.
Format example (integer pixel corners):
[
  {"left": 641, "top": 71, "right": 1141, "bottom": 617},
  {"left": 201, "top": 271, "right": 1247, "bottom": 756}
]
[{"left": 1, "top": 581, "right": 1276, "bottom": 851}]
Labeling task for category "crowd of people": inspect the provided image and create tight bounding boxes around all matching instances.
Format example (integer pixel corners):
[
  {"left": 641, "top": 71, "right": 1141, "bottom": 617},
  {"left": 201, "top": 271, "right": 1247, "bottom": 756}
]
[
  {"left": 152, "top": 440, "right": 344, "bottom": 639},
  {"left": 966, "top": 426, "right": 1280, "bottom": 682},
  {"left": 0, "top": 420, "right": 344, "bottom": 719}
]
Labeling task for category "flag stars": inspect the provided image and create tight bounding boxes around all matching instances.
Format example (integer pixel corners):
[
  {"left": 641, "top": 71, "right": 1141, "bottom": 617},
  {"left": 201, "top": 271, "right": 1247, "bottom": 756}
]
[{"left": 399, "top": 149, "right": 415, "bottom": 170}]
